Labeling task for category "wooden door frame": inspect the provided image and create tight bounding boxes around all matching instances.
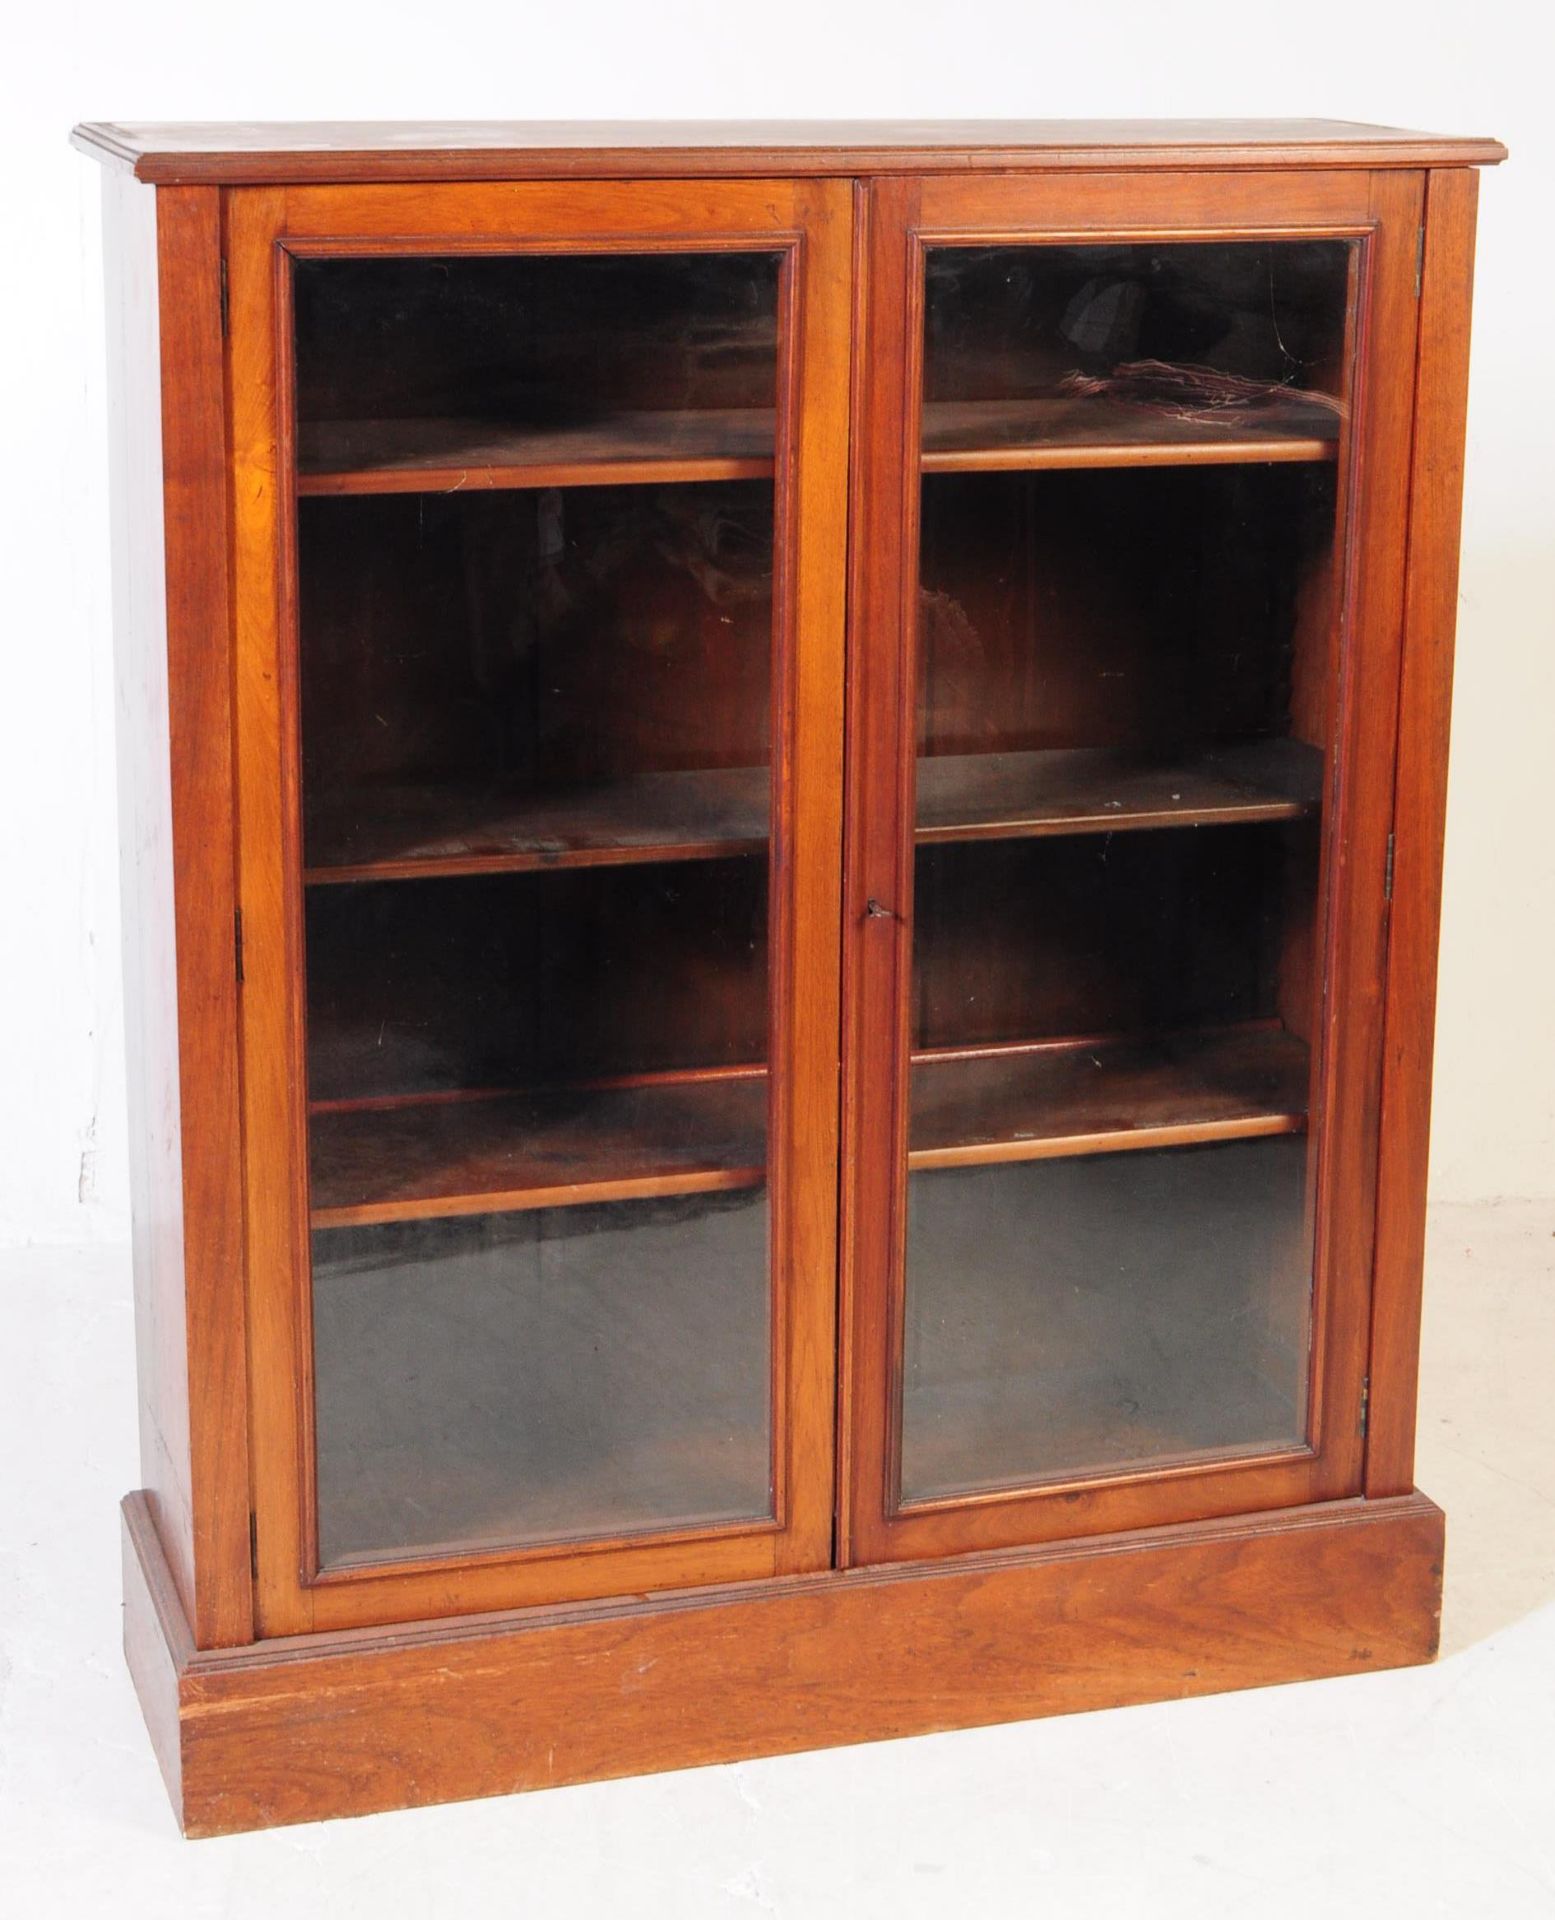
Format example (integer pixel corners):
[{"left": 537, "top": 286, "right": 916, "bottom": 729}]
[
  {"left": 839, "top": 167, "right": 1426, "bottom": 1567},
  {"left": 228, "top": 177, "right": 851, "bottom": 1636}
]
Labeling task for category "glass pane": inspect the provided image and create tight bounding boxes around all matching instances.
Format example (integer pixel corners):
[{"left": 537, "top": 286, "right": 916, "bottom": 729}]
[
  {"left": 904, "top": 1141, "right": 1311, "bottom": 1497},
  {"left": 901, "top": 239, "right": 1353, "bottom": 1505},
  {"left": 292, "top": 251, "right": 782, "bottom": 1568},
  {"left": 314, "top": 1193, "right": 769, "bottom": 1567}
]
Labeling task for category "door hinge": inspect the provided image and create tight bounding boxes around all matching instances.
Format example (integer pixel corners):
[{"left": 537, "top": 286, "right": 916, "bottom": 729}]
[
  {"left": 1415, "top": 223, "right": 1426, "bottom": 298},
  {"left": 1359, "top": 1374, "right": 1371, "bottom": 1438},
  {"left": 248, "top": 1511, "right": 259, "bottom": 1578},
  {"left": 1384, "top": 831, "right": 1396, "bottom": 904},
  {"left": 220, "top": 256, "right": 229, "bottom": 337},
  {"left": 234, "top": 906, "right": 245, "bottom": 984}
]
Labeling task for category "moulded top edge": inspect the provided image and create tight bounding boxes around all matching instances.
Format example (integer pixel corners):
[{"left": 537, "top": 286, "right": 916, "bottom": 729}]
[{"left": 70, "top": 119, "right": 1509, "bottom": 185}]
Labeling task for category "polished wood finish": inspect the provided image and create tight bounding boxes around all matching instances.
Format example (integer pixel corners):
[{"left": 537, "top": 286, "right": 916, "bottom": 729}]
[
  {"left": 73, "top": 119, "right": 1506, "bottom": 184},
  {"left": 915, "top": 740, "right": 1322, "bottom": 841},
  {"left": 230, "top": 177, "right": 851, "bottom": 1637},
  {"left": 304, "top": 1024, "right": 1305, "bottom": 1228},
  {"left": 309, "top": 1073, "right": 767, "bottom": 1226},
  {"left": 303, "top": 767, "right": 770, "bottom": 883},
  {"left": 841, "top": 166, "right": 1426, "bottom": 1569},
  {"left": 909, "top": 1026, "right": 1308, "bottom": 1168},
  {"left": 1368, "top": 170, "right": 1483, "bottom": 1497},
  {"left": 123, "top": 1486, "right": 1445, "bottom": 1836},
  {"left": 298, "top": 408, "right": 775, "bottom": 495},
  {"left": 301, "top": 740, "right": 1319, "bottom": 884},
  {"left": 921, "top": 392, "right": 1339, "bottom": 471},
  {"left": 123, "top": 1491, "right": 192, "bottom": 1818},
  {"left": 101, "top": 175, "right": 252, "bottom": 1650},
  {"left": 80, "top": 123, "right": 1494, "bottom": 1834},
  {"left": 295, "top": 390, "right": 1341, "bottom": 494}
]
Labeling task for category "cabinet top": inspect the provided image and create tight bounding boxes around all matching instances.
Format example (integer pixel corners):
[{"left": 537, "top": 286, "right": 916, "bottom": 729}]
[{"left": 72, "top": 119, "right": 1506, "bottom": 185}]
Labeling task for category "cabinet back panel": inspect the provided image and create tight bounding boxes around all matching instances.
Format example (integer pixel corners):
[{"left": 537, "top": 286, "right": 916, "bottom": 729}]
[
  {"left": 305, "top": 862, "right": 768, "bottom": 1103},
  {"left": 298, "top": 484, "right": 773, "bottom": 816},
  {"left": 293, "top": 252, "right": 781, "bottom": 425},
  {"left": 912, "top": 824, "right": 1302, "bottom": 1053},
  {"left": 918, "top": 465, "right": 1337, "bottom": 757}
]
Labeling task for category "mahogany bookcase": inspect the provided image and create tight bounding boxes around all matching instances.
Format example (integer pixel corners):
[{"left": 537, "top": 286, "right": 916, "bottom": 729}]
[{"left": 73, "top": 119, "right": 1504, "bottom": 1835}]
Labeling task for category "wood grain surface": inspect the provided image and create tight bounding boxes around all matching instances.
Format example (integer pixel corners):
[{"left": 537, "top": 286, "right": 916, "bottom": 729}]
[
  {"left": 232, "top": 175, "right": 853, "bottom": 1635},
  {"left": 921, "top": 392, "right": 1340, "bottom": 471},
  {"left": 297, "top": 408, "right": 775, "bottom": 495},
  {"left": 839, "top": 165, "right": 1425, "bottom": 1571},
  {"left": 102, "top": 175, "right": 253, "bottom": 1650},
  {"left": 87, "top": 136, "right": 1494, "bottom": 1835},
  {"left": 1367, "top": 170, "right": 1483, "bottom": 1496},
  {"left": 303, "top": 1023, "right": 1308, "bottom": 1226},
  {"left": 72, "top": 119, "right": 1506, "bottom": 184},
  {"left": 122, "top": 1487, "right": 1445, "bottom": 1836}
]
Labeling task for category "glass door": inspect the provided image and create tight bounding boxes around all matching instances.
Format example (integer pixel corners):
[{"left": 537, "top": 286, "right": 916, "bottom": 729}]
[
  {"left": 843, "top": 170, "right": 1424, "bottom": 1564},
  {"left": 232, "top": 181, "right": 850, "bottom": 1633}
]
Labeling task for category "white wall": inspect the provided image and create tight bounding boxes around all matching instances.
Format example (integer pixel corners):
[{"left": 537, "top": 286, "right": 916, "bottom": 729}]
[{"left": 2, "top": 0, "right": 1548, "bottom": 1243}]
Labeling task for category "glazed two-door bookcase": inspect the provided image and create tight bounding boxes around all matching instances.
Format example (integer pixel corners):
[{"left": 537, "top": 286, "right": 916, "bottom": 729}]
[{"left": 74, "top": 118, "right": 1503, "bottom": 1836}]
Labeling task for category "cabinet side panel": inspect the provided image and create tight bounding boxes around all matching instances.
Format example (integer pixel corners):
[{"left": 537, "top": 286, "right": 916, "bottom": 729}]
[
  {"left": 102, "top": 174, "right": 253, "bottom": 1646},
  {"left": 156, "top": 184, "right": 253, "bottom": 1645},
  {"left": 104, "top": 169, "right": 192, "bottom": 1622},
  {"left": 1368, "top": 169, "right": 1482, "bottom": 1495}
]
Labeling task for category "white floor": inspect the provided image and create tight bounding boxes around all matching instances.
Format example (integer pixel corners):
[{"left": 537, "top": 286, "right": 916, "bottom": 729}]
[{"left": 2, "top": 1200, "right": 1552, "bottom": 1918}]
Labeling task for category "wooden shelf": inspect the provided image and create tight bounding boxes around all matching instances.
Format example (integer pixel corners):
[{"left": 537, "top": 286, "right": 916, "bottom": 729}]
[
  {"left": 309, "top": 1074, "right": 769, "bottom": 1228},
  {"left": 308, "top": 1027, "right": 1307, "bottom": 1227},
  {"left": 908, "top": 1026, "right": 1309, "bottom": 1171},
  {"left": 295, "top": 390, "right": 1337, "bottom": 496},
  {"left": 915, "top": 739, "right": 1323, "bottom": 842},
  {"left": 297, "top": 409, "right": 776, "bottom": 495},
  {"left": 304, "top": 740, "right": 1319, "bottom": 885},
  {"left": 304, "top": 767, "right": 771, "bottom": 884},
  {"left": 921, "top": 393, "right": 1341, "bottom": 472}
]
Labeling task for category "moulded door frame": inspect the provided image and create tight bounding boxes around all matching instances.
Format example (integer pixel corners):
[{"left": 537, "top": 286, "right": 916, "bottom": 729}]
[
  {"left": 839, "top": 167, "right": 1427, "bottom": 1568},
  {"left": 228, "top": 177, "right": 852, "bottom": 1637}
]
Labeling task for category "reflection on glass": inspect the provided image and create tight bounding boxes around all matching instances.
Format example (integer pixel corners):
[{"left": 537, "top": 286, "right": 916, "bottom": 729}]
[
  {"left": 315, "top": 1192, "right": 772, "bottom": 1567},
  {"left": 902, "top": 1140, "right": 1310, "bottom": 1502},
  {"left": 293, "top": 253, "right": 782, "bottom": 1568},
  {"left": 899, "top": 240, "right": 1354, "bottom": 1503}
]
